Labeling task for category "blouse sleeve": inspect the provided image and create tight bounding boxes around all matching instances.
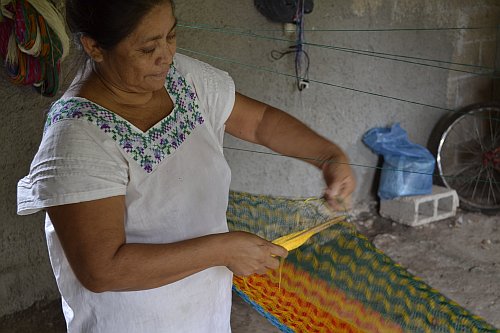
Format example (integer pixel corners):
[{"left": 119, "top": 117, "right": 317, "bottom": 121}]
[
  {"left": 17, "top": 119, "right": 128, "bottom": 215},
  {"left": 174, "top": 54, "right": 236, "bottom": 146}
]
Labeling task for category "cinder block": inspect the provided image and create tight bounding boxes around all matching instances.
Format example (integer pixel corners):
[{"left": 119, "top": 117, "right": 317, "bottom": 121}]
[{"left": 379, "top": 186, "right": 459, "bottom": 226}]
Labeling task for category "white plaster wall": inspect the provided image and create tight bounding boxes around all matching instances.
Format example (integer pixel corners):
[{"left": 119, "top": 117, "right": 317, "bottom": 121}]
[{"left": 1, "top": 0, "right": 498, "bottom": 318}]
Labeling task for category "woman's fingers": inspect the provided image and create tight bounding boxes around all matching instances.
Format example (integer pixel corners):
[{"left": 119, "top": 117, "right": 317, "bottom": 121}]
[
  {"left": 322, "top": 161, "right": 356, "bottom": 210},
  {"left": 225, "top": 232, "right": 288, "bottom": 276},
  {"left": 270, "top": 243, "right": 288, "bottom": 258}
]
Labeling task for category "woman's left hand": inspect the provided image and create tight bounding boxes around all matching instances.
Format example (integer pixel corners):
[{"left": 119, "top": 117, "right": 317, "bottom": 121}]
[{"left": 321, "top": 155, "right": 356, "bottom": 211}]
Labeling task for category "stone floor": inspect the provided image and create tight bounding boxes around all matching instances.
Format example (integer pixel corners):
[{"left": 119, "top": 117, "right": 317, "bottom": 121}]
[
  {"left": 0, "top": 293, "right": 279, "bottom": 333},
  {"left": 1, "top": 209, "right": 499, "bottom": 332}
]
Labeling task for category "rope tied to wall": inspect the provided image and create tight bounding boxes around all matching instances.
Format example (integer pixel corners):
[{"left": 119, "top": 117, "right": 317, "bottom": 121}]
[{"left": 0, "top": 0, "right": 68, "bottom": 97}]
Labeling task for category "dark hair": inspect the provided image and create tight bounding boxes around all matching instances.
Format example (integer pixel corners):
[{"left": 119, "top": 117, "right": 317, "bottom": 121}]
[{"left": 65, "top": 0, "right": 172, "bottom": 50}]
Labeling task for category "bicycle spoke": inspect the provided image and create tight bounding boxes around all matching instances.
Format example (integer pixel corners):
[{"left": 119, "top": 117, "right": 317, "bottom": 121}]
[
  {"left": 486, "top": 168, "right": 497, "bottom": 204},
  {"left": 471, "top": 165, "right": 487, "bottom": 202},
  {"left": 473, "top": 116, "right": 486, "bottom": 152},
  {"left": 489, "top": 110, "right": 495, "bottom": 149},
  {"left": 445, "top": 163, "right": 478, "bottom": 179}
]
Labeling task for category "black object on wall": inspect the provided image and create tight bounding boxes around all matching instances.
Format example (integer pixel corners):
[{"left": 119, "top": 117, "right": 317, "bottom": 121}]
[{"left": 254, "top": 0, "right": 314, "bottom": 23}]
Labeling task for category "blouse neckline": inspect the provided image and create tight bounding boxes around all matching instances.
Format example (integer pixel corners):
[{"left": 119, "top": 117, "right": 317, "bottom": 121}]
[
  {"left": 59, "top": 64, "right": 181, "bottom": 136},
  {"left": 45, "top": 64, "right": 205, "bottom": 173}
]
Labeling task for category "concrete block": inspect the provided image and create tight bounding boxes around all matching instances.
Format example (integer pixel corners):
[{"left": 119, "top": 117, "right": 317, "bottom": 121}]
[{"left": 380, "top": 186, "right": 459, "bottom": 226}]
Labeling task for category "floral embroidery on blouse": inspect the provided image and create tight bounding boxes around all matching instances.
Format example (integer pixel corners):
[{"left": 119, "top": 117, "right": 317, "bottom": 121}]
[{"left": 44, "top": 65, "right": 204, "bottom": 173}]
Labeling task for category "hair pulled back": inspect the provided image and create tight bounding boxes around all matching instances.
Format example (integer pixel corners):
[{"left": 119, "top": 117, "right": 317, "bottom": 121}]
[{"left": 65, "top": 0, "right": 172, "bottom": 50}]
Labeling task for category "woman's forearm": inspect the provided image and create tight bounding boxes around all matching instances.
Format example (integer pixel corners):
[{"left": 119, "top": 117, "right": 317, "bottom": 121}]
[
  {"left": 49, "top": 196, "right": 286, "bottom": 294},
  {"left": 88, "top": 233, "right": 226, "bottom": 292},
  {"left": 255, "top": 105, "right": 349, "bottom": 169},
  {"left": 226, "top": 93, "right": 349, "bottom": 169}
]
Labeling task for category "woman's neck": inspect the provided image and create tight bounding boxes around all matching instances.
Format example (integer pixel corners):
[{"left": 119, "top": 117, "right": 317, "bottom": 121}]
[
  {"left": 92, "top": 68, "right": 156, "bottom": 108},
  {"left": 63, "top": 61, "right": 174, "bottom": 131},
  {"left": 66, "top": 62, "right": 156, "bottom": 109}
]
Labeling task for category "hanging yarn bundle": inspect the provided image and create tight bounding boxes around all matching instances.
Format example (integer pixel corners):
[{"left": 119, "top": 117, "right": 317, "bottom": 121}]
[{"left": 0, "top": 0, "right": 69, "bottom": 97}]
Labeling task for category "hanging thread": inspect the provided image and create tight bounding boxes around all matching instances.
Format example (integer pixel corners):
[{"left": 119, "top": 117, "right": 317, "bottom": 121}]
[
  {"left": 222, "top": 145, "right": 500, "bottom": 186},
  {"left": 179, "top": 47, "right": 454, "bottom": 111},
  {"left": 177, "top": 23, "right": 494, "bottom": 76},
  {"left": 178, "top": 47, "right": 500, "bottom": 125}
]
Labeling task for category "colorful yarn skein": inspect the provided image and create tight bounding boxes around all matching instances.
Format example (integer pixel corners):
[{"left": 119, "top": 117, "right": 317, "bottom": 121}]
[{"left": 0, "top": 0, "right": 68, "bottom": 97}]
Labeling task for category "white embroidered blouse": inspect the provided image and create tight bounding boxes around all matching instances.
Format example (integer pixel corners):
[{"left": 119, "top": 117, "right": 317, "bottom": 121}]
[{"left": 17, "top": 54, "right": 235, "bottom": 333}]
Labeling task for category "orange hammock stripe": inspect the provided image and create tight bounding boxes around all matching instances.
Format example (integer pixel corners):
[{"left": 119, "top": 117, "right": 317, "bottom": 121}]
[{"left": 234, "top": 262, "right": 404, "bottom": 333}]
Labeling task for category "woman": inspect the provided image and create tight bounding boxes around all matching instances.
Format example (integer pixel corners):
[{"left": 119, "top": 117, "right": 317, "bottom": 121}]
[{"left": 17, "top": 0, "right": 355, "bottom": 332}]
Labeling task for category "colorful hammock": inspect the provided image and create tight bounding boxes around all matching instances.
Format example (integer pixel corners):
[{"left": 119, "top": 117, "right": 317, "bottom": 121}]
[
  {"left": 227, "top": 191, "right": 498, "bottom": 333},
  {"left": 0, "top": 0, "right": 68, "bottom": 96}
]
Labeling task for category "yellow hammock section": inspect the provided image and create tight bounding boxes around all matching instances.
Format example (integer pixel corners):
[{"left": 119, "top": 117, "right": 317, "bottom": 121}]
[{"left": 227, "top": 191, "right": 498, "bottom": 333}]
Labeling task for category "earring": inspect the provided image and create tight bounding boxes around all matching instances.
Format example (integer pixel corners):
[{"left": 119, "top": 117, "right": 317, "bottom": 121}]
[{"left": 90, "top": 53, "right": 103, "bottom": 62}]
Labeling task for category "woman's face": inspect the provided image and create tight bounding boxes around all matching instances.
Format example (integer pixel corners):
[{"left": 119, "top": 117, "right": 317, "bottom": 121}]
[{"left": 97, "top": 2, "right": 177, "bottom": 94}]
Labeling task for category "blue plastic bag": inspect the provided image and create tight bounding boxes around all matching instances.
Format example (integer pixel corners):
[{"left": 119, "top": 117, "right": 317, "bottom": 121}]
[{"left": 363, "top": 123, "right": 435, "bottom": 200}]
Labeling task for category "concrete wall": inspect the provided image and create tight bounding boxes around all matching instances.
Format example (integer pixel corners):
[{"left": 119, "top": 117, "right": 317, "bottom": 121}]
[
  {"left": 1, "top": 0, "right": 499, "bottom": 317},
  {"left": 175, "top": 0, "right": 500, "bottom": 203},
  {"left": 0, "top": 71, "right": 59, "bottom": 314}
]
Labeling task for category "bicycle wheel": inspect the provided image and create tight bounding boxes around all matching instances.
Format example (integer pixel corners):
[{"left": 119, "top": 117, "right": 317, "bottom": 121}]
[{"left": 437, "top": 102, "right": 500, "bottom": 212}]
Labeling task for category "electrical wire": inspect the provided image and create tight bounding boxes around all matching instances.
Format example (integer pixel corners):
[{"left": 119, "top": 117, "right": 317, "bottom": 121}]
[
  {"left": 269, "top": 0, "right": 311, "bottom": 91},
  {"left": 295, "top": 0, "right": 309, "bottom": 91}
]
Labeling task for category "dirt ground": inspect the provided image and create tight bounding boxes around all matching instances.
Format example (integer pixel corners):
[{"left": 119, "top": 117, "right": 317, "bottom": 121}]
[{"left": 1, "top": 209, "right": 498, "bottom": 332}]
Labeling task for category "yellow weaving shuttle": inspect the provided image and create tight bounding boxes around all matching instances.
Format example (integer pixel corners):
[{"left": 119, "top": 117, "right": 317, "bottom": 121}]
[{"left": 272, "top": 216, "right": 345, "bottom": 251}]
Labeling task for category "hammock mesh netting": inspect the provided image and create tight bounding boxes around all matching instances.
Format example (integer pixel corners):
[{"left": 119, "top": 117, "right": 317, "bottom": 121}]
[{"left": 227, "top": 191, "right": 498, "bottom": 333}]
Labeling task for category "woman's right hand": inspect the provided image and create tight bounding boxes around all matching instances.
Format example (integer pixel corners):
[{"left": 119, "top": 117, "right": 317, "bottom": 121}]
[{"left": 220, "top": 231, "right": 288, "bottom": 276}]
